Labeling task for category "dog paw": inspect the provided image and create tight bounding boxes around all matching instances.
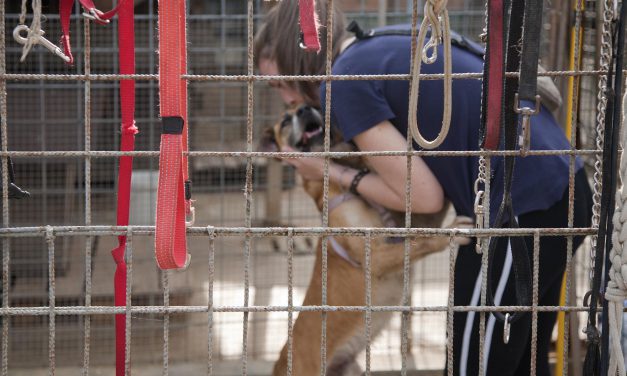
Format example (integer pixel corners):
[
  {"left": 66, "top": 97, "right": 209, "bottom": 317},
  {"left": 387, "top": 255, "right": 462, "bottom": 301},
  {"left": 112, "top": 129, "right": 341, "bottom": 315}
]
[{"left": 452, "top": 215, "right": 474, "bottom": 228}]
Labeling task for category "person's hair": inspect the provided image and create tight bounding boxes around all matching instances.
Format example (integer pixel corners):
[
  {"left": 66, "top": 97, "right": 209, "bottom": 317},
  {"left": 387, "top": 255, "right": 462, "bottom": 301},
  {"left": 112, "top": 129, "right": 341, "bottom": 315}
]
[{"left": 254, "top": 0, "right": 348, "bottom": 106}]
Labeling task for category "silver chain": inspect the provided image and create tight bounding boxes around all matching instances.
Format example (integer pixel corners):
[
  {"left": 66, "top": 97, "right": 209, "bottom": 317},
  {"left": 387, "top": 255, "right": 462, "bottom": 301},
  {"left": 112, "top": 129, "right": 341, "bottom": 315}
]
[{"left": 589, "top": 0, "right": 614, "bottom": 286}]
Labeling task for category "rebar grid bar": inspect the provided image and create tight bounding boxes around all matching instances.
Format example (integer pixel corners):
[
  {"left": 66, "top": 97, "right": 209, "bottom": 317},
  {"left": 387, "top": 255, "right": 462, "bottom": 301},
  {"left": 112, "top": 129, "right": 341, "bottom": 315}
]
[
  {"left": 1, "top": 1, "right": 10, "bottom": 374},
  {"left": 82, "top": 12, "right": 93, "bottom": 376},
  {"left": 242, "top": 1, "right": 255, "bottom": 374},
  {"left": 46, "top": 227, "right": 55, "bottom": 375},
  {"left": 321, "top": 1, "right": 336, "bottom": 374},
  {"left": 402, "top": 3, "right": 419, "bottom": 372},
  {"left": 0, "top": 69, "right": 622, "bottom": 82},
  {"left": 561, "top": 0, "right": 585, "bottom": 373},
  {"left": 125, "top": 229, "right": 133, "bottom": 376},
  {"left": 0, "top": 304, "right": 604, "bottom": 316}
]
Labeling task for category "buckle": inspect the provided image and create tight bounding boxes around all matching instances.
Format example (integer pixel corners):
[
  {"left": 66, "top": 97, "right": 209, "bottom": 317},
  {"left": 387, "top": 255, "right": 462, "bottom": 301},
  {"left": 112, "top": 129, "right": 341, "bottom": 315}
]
[{"left": 513, "top": 94, "right": 541, "bottom": 156}]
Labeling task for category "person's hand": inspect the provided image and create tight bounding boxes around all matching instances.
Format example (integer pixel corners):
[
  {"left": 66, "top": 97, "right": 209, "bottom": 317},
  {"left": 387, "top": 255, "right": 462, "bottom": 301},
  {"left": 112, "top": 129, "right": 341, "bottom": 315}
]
[{"left": 281, "top": 145, "right": 328, "bottom": 181}]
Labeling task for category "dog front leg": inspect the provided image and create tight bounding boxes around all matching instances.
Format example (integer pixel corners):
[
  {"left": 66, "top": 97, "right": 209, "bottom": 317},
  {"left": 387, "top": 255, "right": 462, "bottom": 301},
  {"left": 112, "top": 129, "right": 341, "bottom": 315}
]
[{"left": 273, "top": 247, "right": 366, "bottom": 376}]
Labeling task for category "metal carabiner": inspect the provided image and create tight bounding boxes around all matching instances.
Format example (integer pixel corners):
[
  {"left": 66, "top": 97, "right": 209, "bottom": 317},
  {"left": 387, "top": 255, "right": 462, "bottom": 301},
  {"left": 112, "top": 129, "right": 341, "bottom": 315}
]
[
  {"left": 474, "top": 191, "right": 485, "bottom": 253},
  {"left": 514, "top": 94, "right": 541, "bottom": 156},
  {"left": 13, "top": 25, "right": 71, "bottom": 63}
]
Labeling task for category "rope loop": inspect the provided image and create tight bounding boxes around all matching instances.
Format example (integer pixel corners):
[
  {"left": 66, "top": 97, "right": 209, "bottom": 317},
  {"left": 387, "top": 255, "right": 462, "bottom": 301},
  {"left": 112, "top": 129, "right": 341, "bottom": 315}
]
[
  {"left": 408, "top": 0, "right": 452, "bottom": 150},
  {"left": 17, "top": 0, "right": 43, "bottom": 62}
]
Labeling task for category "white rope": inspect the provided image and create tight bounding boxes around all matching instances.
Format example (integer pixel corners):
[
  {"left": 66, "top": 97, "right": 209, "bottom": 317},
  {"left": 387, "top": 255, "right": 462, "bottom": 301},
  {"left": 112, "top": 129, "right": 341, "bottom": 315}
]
[
  {"left": 605, "top": 77, "right": 627, "bottom": 376},
  {"left": 18, "top": 0, "right": 43, "bottom": 62},
  {"left": 407, "top": 0, "right": 452, "bottom": 149}
]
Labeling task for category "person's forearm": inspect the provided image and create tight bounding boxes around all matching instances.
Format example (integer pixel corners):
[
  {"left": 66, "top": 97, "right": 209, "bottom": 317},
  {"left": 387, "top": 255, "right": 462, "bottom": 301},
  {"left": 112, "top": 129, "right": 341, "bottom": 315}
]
[{"left": 330, "top": 163, "right": 421, "bottom": 212}]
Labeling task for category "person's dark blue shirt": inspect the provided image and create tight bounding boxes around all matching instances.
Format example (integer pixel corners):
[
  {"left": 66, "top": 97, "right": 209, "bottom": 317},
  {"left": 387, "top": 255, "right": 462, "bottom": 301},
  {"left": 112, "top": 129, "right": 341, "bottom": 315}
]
[{"left": 320, "top": 25, "right": 582, "bottom": 221}]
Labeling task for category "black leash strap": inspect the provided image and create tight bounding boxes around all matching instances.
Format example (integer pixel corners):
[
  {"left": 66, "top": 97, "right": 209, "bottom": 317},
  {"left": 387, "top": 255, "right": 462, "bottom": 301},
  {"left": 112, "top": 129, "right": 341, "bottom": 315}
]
[
  {"left": 484, "top": 0, "right": 544, "bottom": 343},
  {"left": 583, "top": 2, "right": 625, "bottom": 374},
  {"left": 601, "top": 3, "right": 626, "bottom": 373},
  {"left": 514, "top": 0, "right": 543, "bottom": 155}
]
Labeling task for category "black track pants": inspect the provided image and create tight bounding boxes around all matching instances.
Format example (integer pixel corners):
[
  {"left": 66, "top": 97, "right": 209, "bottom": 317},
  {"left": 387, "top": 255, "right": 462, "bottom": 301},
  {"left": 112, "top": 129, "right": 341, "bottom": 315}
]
[{"left": 448, "top": 168, "right": 592, "bottom": 376}]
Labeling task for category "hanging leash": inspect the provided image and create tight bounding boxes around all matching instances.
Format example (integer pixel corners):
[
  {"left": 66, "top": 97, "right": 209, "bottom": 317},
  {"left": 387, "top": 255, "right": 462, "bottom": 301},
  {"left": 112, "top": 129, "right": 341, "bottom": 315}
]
[
  {"left": 14, "top": 0, "right": 43, "bottom": 62},
  {"left": 103, "top": 0, "right": 137, "bottom": 374},
  {"left": 604, "top": 71, "right": 626, "bottom": 376},
  {"left": 298, "top": 0, "right": 321, "bottom": 52},
  {"left": 478, "top": 0, "right": 505, "bottom": 151},
  {"left": 482, "top": 0, "right": 545, "bottom": 343},
  {"left": 514, "top": 0, "right": 543, "bottom": 156},
  {"left": 595, "top": 2, "right": 625, "bottom": 374},
  {"left": 155, "top": 0, "right": 193, "bottom": 270},
  {"left": 407, "top": 0, "right": 452, "bottom": 150},
  {"left": 58, "top": 0, "right": 129, "bottom": 64},
  {"left": 13, "top": 0, "right": 71, "bottom": 63},
  {"left": 583, "top": 11, "right": 622, "bottom": 376}
]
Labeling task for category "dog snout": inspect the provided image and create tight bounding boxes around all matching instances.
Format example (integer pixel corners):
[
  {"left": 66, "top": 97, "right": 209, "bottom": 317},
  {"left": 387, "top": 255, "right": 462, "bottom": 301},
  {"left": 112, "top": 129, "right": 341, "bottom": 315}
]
[{"left": 296, "top": 105, "right": 311, "bottom": 117}]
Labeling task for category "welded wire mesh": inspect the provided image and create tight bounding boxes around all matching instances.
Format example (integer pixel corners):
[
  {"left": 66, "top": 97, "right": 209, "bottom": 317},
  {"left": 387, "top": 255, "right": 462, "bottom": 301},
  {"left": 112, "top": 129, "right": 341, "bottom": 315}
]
[{"left": 0, "top": 0, "right": 611, "bottom": 374}]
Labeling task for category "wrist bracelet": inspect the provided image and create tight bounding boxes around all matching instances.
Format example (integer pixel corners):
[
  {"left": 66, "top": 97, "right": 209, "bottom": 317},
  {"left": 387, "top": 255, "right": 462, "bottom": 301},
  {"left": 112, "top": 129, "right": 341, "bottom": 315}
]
[{"left": 349, "top": 168, "right": 370, "bottom": 196}]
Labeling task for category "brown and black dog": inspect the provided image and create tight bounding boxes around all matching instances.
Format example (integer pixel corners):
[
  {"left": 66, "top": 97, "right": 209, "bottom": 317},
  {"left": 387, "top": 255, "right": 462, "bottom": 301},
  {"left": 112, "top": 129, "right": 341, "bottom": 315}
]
[{"left": 260, "top": 105, "right": 471, "bottom": 376}]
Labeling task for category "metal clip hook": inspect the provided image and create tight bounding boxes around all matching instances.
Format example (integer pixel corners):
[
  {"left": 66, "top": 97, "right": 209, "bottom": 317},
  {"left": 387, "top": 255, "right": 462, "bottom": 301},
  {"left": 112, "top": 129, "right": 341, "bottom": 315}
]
[
  {"left": 13, "top": 25, "right": 71, "bottom": 63},
  {"left": 422, "top": 37, "right": 439, "bottom": 64},
  {"left": 82, "top": 8, "right": 110, "bottom": 25},
  {"left": 474, "top": 191, "right": 485, "bottom": 253},
  {"left": 513, "top": 94, "right": 541, "bottom": 156},
  {"left": 503, "top": 313, "right": 511, "bottom": 344}
]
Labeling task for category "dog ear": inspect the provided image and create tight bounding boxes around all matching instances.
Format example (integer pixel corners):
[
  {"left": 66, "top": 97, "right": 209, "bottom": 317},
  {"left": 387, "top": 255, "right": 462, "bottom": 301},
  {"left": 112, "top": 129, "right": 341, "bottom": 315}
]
[{"left": 258, "top": 126, "right": 279, "bottom": 153}]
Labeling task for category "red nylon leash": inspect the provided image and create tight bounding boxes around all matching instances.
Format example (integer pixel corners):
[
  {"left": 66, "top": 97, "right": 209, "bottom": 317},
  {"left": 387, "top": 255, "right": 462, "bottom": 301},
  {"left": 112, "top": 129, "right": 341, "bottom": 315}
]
[
  {"left": 108, "top": 0, "right": 135, "bottom": 374},
  {"left": 298, "top": 0, "right": 321, "bottom": 53},
  {"left": 58, "top": 0, "right": 128, "bottom": 64},
  {"left": 480, "top": 0, "right": 504, "bottom": 150},
  {"left": 155, "top": 0, "right": 192, "bottom": 270}
]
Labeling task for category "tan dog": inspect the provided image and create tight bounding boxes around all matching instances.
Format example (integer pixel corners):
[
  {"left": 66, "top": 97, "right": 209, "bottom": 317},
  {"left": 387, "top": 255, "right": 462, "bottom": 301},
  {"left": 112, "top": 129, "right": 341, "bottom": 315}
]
[{"left": 260, "top": 105, "right": 471, "bottom": 376}]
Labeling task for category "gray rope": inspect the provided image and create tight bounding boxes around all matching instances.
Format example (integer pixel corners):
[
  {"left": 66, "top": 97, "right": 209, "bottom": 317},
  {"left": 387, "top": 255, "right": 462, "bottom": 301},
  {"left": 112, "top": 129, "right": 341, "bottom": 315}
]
[{"left": 17, "top": 0, "right": 43, "bottom": 62}]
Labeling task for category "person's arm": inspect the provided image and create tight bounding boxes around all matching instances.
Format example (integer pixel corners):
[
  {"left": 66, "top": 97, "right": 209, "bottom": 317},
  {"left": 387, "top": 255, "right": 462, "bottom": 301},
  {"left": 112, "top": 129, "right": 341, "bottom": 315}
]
[
  {"left": 344, "top": 120, "right": 444, "bottom": 213},
  {"left": 281, "top": 121, "right": 444, "bottom": 214}
]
